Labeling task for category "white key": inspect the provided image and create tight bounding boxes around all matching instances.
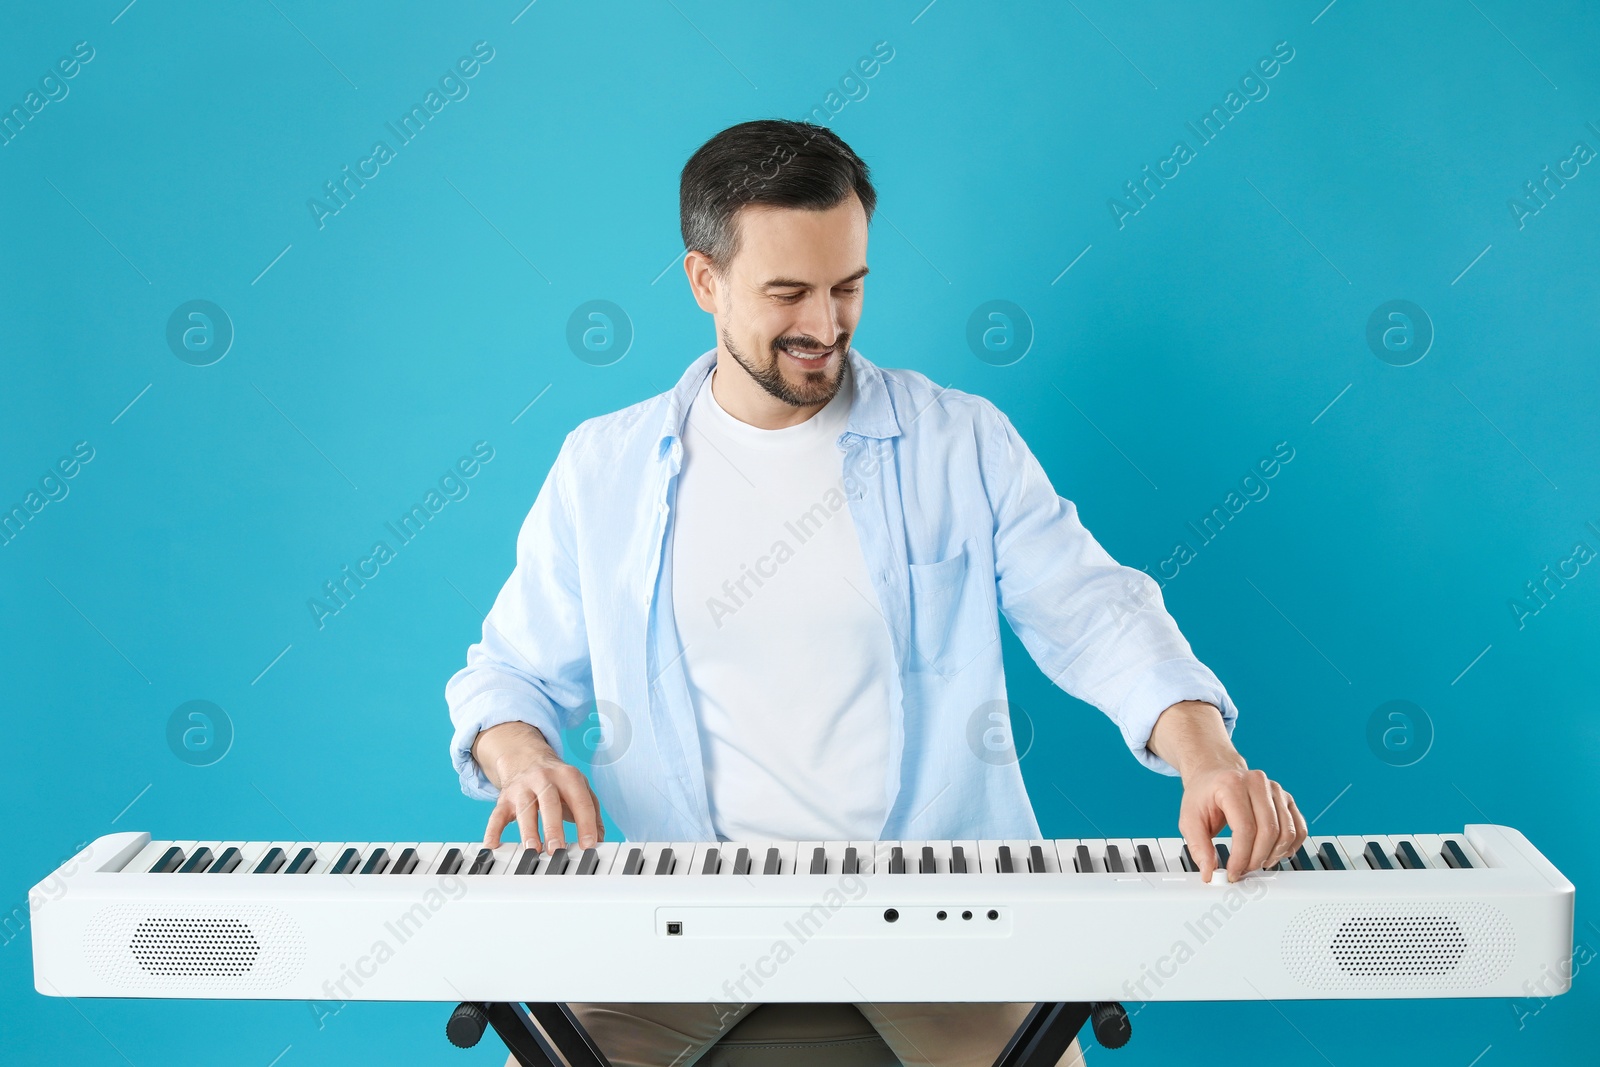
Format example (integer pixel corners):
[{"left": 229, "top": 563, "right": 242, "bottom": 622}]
[{"left": 846, "top": 840, "right": 878, "bottom": 874}]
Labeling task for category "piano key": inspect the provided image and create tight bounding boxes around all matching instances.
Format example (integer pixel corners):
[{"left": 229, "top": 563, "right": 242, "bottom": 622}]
[
  {"left": 1363, "top": 841, "right": 1395, "bottom": 870},
  {"left": 544, "top": 848, "right": 569, "bottom": 875},
  {"left": 435, "top": 848, "right": 464, "bottom": 875},
  {"left": 655, "top": 848, "right": 676, "bottom": 876},
  {"left": 178, "top": 847, "right": 216, "bottom": 874},
  {"left": 1317, "top": 842, "right": 1346, "bottom": 871},
  {"left": 390, "top": 848, "right": 420, "bottom": 875},
  {"left": 810, "top": 847, "right": 827, "bottom": 875},
  {"left": 576, "top": 847, "right": 600, "bottom": 875},
  {"left": 1290, "top": 844, "right": 1316, "bottom": 871},
  {"left": 359, "top": 848, "right": 391, "bottom": 875},
  {"left": 1215, "top": 842, "right": 1231, "bottom": 868},
  {"left": 1441, "top": 839, "right": 1473, "bottom": 869},
  {"left": 762, "top": 847, "right": 781, "bottom": 875},
  {"left": 285, "top": 847, "right": 320, "bottom": 874},
  {"left": 950, "top": 845, "right": 968, "bottom": 874},
  {"left": 621, "top": 847, "right": 644, "bottom": 875},
  {"left": 847, "top": 841, "right": 877, "bottom": 874},
  {"left": 1310, "top": 837, "right": 1358, "bottom": 871},
  {"left": 209, "top": 847, "right": 242, "bottom": 874},
  {"left": 123, "top": 839, "right": 179, "bottom": 874},
  {"left": 1134, "top": 844, "right": 1156, "bottom": 873},
  {"left": 888, "top": 846, "right": 906, "bottom": 874},
  {"left": 842, "top": 846, "right": 859, "bottom": 875},
  {"left": 1133, "top": 839, "right": 1168, "bottom": 873},
  {"left": 732, "top": 847, "right": 751, "bottom": 875},
  {"left": 1073, "top": 844, "right": 1094, "bottom": 874},
  {"left": 252, "top": 847, "right": 287, "bottom": 874},
  {"left": 997, "top": 845, "right": 1015, "bottom": 873},
  {"left": 1028, "top": 845, "right": 1047, "bottom": 873},
  {"left": 466, "top": 848, "right": 497, "bottom": 876},
  {"left": 1104, "top": 844, "right": 1126, "bottom": 874},
  {"left": 515, "top": 849, "right": 542, "bottom": 875},
  {"left": 920, "top": 846, "right": 937, "bottom": 874},
  {"left": 149, "top": 846, "right": 186, "bottom": 874},
  {"left": 1179, "top": 844, "right": 1197, "bottom": 873},
  {"left": 701, "top": 848, "right": 721, "bottom": 875},
  {"left": 1394, "top": 839, "right": 1428, "bottom": 870}
]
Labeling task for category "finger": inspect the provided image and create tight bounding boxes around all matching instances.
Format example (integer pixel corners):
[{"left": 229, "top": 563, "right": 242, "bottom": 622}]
[
  {"left": 1269, "top": 784, "right": 1297, "bottom": 865},
  {"left": 558, "top": 769, "right": 602, "bottom": 849},
  {"left": 483, "top": 796, "right": 514, "bottom": 849},
  {"left": 510, "top": 786, "right": 541, "bottom": 850},
  {"left": 1214, "top": 784, "right": 1257, "bottom": 882},
  {"left": 589, "top": 782, "right": 606, "bottom": 843},
  {"left": 1285, "top": 791, "right": 1309, "bottom": 853},
  {"left": 536, "top": 783, "right": 567, "bottom": 851},
  {"left": 1244, "top": 771, "right": 1280, "bottom": 873}
]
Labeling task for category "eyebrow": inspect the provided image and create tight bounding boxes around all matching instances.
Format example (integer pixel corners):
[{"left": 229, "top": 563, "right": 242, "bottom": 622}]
[{"left": 762, "top": 267, "right": 869, "bottom": 290}]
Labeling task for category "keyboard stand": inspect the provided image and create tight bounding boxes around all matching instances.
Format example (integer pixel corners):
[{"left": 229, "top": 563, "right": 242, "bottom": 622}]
[{"left": 449, "top": 999, "right": 1130, "bottom": 1066}]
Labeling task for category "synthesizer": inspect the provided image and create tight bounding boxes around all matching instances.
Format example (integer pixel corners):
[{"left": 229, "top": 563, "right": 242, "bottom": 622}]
[{"left": 30, "top": 825, "right": 1572, "bottom": 1005}]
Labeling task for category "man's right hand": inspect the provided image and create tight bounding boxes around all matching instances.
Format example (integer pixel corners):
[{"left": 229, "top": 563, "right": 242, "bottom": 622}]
[{"left": 472, "top": 721, "right": 604, "bottom": 853}]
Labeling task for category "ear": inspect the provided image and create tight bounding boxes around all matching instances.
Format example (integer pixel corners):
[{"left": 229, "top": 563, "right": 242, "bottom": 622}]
[{"left": 683, "top": 250, "right": 720, "bottom": 314}]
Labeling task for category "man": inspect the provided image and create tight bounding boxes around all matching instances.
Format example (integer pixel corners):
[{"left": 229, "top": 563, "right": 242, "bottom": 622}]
[{"left": 446, "top": 119, "right": 1308, "bottom": 1067}]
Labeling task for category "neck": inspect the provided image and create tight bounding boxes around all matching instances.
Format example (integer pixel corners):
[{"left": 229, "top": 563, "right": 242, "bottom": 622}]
[{"left": 709, "top": 355, "right": 840, "bottom": 430}]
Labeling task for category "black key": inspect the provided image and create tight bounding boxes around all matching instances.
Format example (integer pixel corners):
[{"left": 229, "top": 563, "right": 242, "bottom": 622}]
[
  {"left": 209, "top": 847, "right": 242, "bottom": 874},
  {"left": 809, "top": 847, "right": 826, "bottom": 875},
  {"left": 733, "top": 847, "right": 751, "bottom": 875},
  {"left": 1290, "top": 845, "right": 1315, "bottom": 871},
  {"left": 359, "top": 848, "right": 391, "bottom": 875},
  {"left": 702, "top": 848, "right": 721, "bottom": 875},
  {"left": 763, "top": 847, "right": 780, "bottom": 875},
  {"left": 842, "top": 847, "right": 859, "bottom": 875},
  {"left": 252, "top": 847, "right": 286, "bottom": 874},
  {"left": 1179, "top": 845, "right": 1197, "bottom": 873},
  {"left": 622, "top": 847, "right": 644, "bottom": 875},
  {"left": 997, "top": 845, "right": 1014, "bottom": 873},
  {"left": 1135, "top": 844, "right": 1157, "bottom": 873},
  {"left": 285, "top": 847, "right": 318, "bottom": 874},
  {"left": 436, "top": 848, "right": 463, "bottom": 875},
  {"left": 544, "top": 848, "right": 569, "bottom": 875},
  {"left": 1441, "top": 839, "right": 1473, "bottom": 869},
  {"left": 1395, "top": 840, "right": 1426, "bottom": 870},
  {"left": 1028, "top": 845, "right": 1047, "bottom": 873},
  {"left": 576, "top": 848, "right": 599, "bottom": 875},
  {"left": 654, "top": 848, "right": 675, "bottom": 876},
  {"left": 1363, "top": 841, "right": 1394, "bottom": 870},
  {"left": 515, "top": 849, "right": 543, "bottom": 875},
  {"left": 920, "top": 846, "right": 937, "bottom": 874},
  {"left": 149, "top": 846, "right": 186, "bottom": 874},
  {"left": 467, "top": 848, "right": 495, "bottom": 875},
  {"left": 950, "top": 846, "right": 967, "bottom": 874},
  {"left": 1317, "top": 842, "right": 1345, "bottom": 871},
  {"left": 330, "top": 848, "right": 362, "bottom": 875},
  {"left": 1073, "top": 844, "right": 1093, "bottom": 873},
  {"left": 888, "top": 846, "right": 905, "bottom": 874},
  {"left": 178, "top": 847, "right": 215, "bottom": 874},
  {"left": 1215, "top": 842, "right": 1230, "bottom": 867},
  {"left": 1104, "top": 845, "right": 1125, "bottom": 874},
  {"left": 390, "top": 848, "right": 419, "bottom": 875}
]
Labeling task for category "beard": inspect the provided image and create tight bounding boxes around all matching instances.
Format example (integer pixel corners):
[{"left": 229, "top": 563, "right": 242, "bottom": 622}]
[{"left": 721, "top": 327, "right": 849, "bottom": 408}]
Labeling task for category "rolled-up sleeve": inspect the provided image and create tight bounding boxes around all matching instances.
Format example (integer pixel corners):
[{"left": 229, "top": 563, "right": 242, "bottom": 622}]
[
  {"left": 446, "top": 433, "right": 594, "bottom": 799},
  {"left": 978, "top": 404, "right": 1237, "bottom": 775}
]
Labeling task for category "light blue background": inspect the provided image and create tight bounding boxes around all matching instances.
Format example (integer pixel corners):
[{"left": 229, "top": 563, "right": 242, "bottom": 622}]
[{"left": 2, "top": 1, "right": 1595, "bottom": 1063}]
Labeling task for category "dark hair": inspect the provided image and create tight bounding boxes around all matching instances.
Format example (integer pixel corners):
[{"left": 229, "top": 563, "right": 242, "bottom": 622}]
[{"left": 679, "top": 119, "right": 876, "bottom": 275}]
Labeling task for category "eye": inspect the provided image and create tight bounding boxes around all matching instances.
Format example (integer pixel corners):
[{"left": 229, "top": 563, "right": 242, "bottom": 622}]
[
  {"left": 835, "top": 286, "right": 862, "bottom": 296},
  {"left": 776, "top": 292, "right": 804, "bottom": 303}
]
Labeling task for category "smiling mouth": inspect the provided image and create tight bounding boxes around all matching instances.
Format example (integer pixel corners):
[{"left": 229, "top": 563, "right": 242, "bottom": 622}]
[{"left": 779, "top": 344, "right": 836, "bottom": 367}]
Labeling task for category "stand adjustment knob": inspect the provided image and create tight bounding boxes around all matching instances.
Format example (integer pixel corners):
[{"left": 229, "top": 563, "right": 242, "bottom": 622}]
[
  {"left": 446, "top": 1002, "right": 489, "bottom": 1048},
  {"left": 1089, "top": 1001, "right": 1131, "bottom": 1049}
]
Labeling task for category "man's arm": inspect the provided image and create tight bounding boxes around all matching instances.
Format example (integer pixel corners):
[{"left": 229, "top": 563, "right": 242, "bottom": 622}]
[
  {"left": 1147, "top": 700, "right": 1307, "bottom": 882},
  {"left": 977, "top": 402, "right": 1305, "bottom": 878},
  {"left": 445, "top": 432, "right": 604, "bottom": 854}
]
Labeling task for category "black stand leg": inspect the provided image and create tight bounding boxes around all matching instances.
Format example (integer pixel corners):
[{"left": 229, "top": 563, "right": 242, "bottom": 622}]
[
  {"left": 446, "top": 1002, "right": 614, "bottom": 1067},
  {"left": 992, "top": 1001, "right": 1130, "bottom": 1066}
]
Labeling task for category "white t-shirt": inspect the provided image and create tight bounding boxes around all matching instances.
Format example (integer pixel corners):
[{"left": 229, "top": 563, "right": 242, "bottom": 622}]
[{"left": 670, "top": 365, "right": 895, "bottom": 842}]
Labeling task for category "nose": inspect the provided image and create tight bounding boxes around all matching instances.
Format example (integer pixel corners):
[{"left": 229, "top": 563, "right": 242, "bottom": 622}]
[{"left": 793, "top": 291, "right": 845, "bottom": 348}]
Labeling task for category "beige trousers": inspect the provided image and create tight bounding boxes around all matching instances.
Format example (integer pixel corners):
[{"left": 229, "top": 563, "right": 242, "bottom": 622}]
[{"left": 504, "top": 1001, "right": 1086, "bottom": 1067}]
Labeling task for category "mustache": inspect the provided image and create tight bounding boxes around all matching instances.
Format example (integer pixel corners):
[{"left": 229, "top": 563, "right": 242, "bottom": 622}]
[{"left": 772, "top": 335, "right": 847, "bottom": 354}]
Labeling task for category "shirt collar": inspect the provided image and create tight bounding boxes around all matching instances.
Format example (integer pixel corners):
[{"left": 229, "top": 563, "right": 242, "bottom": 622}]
[{"left": 656, "top": 345, "right": 902, "bottom": 456}]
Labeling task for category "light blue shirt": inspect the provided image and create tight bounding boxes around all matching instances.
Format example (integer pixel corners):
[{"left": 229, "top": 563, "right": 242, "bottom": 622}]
[{"left": 447, "top": 347, "right": 1237, "bottom": 842}]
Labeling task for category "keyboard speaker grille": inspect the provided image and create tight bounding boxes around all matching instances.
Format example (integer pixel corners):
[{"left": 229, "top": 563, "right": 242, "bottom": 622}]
[
  {"left": 1281, "top": 902, "right": 1514, "bottom": 991},
  {"left": 84, "top": 905, "right": 306, "bottom": 991}
]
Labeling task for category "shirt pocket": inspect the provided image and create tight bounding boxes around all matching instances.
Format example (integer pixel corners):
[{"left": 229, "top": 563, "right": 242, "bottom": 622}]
[{"left": 907, "top": 538, "right": 970, "bottom": 673}]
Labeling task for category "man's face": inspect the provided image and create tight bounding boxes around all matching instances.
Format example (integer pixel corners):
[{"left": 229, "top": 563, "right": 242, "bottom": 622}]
[{"left": 701, "top": 193, "right": 868, "bottom": 407}]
